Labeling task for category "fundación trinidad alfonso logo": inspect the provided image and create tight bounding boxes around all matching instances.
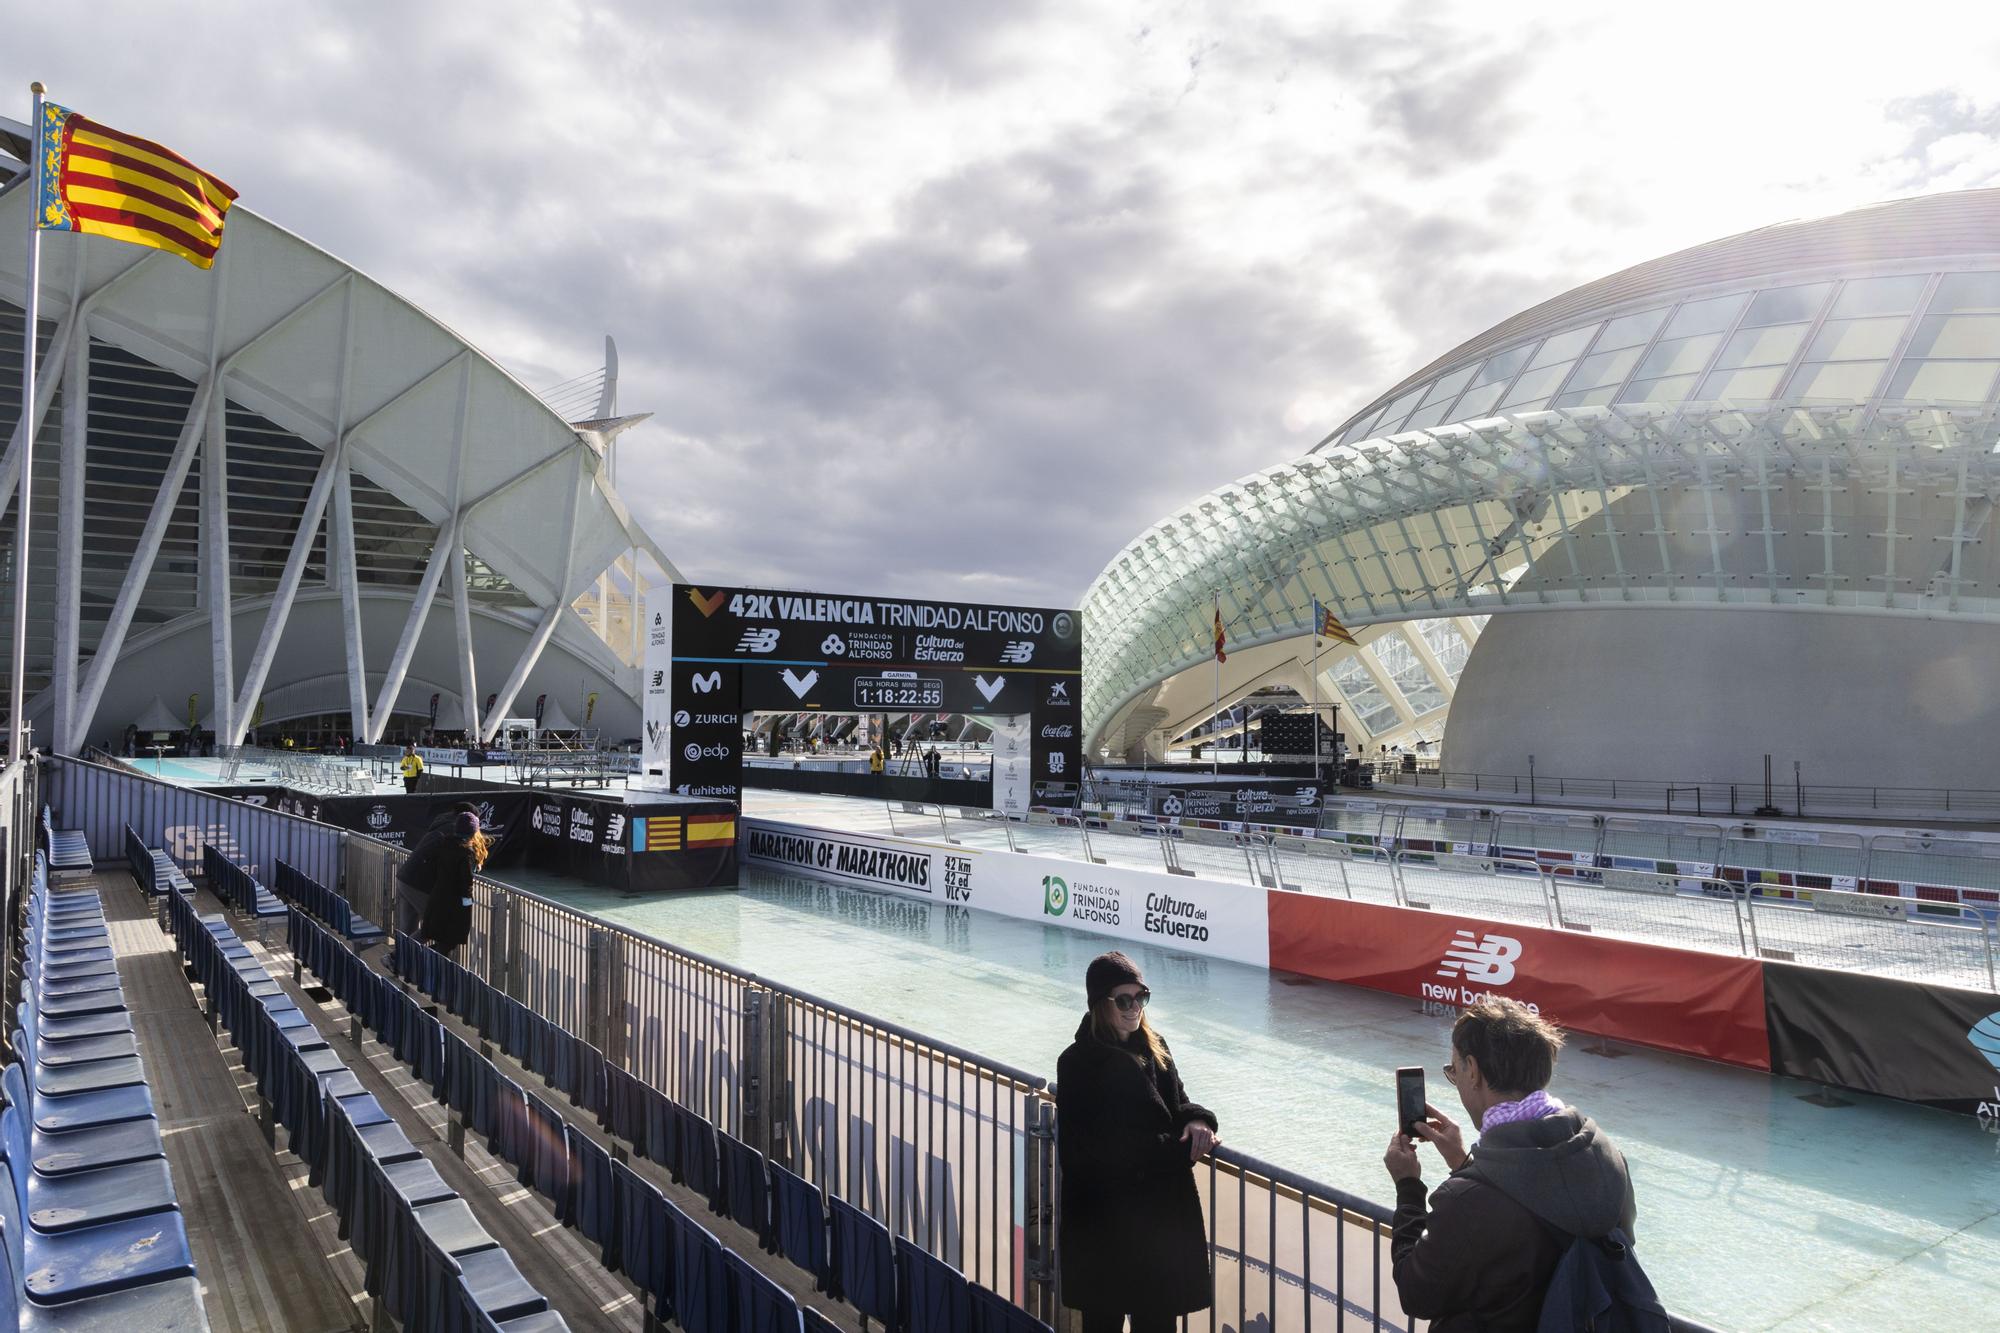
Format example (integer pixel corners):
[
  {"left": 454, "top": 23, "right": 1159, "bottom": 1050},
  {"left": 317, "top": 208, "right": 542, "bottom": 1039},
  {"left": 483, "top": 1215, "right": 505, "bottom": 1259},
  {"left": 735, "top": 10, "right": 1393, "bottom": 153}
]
[
  {"left": 687, "top": 587, "right": 727, "bottom": 617},
  {"left": 1437, "top": 931, "right": 1522, "bottom": 986},
  {"left": 1042, "top": 875, "right": 1069, "bottom": 917}
]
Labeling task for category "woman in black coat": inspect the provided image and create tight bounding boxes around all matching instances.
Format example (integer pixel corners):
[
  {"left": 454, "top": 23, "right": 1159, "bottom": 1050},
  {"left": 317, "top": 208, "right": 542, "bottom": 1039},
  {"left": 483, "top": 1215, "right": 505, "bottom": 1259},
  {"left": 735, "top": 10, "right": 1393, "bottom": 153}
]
[
  {"left": 418, "top": 812, "right": 486, "bottom": 956},
  {"left": 1056, "top": 951, "right": 1220, "bottom": 1333}
]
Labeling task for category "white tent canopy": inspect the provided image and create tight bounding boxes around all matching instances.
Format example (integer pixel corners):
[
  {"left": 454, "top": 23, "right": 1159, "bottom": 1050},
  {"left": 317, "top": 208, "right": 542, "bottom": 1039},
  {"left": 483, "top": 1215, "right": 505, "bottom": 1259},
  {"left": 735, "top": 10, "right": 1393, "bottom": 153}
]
[{"left": 131, "top": 696, "right": 184, "bottom": 734}]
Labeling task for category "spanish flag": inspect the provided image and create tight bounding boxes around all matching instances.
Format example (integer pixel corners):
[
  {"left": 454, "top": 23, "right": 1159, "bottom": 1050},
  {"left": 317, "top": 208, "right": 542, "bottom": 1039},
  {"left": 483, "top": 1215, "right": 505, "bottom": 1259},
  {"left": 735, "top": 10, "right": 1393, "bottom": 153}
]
[
  {"left": 1313, "top": 599, "right": 1357, "bottom": 646},
  {"left": 36, "top": 101, "right": 237, "bottom": 269},
  {"left": 1213, "top": 598, "right": 1226, "bottom": 664},
  {"left": 686, "top": 814, "right": 737, "bottom": 848}
]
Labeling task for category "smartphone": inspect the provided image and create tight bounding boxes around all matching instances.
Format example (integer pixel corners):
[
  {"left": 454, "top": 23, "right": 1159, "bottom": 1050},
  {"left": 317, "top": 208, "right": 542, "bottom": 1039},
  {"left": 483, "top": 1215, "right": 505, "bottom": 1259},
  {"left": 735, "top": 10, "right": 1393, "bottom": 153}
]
[{"left": 1395, "top": 1066, "right": 1426, "bottom": 1136}]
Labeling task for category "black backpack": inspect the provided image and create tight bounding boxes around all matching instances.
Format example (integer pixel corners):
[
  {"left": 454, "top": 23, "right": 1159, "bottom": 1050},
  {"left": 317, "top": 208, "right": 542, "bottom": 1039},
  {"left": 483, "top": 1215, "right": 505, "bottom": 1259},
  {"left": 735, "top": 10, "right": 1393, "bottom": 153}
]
[{"left": 1535, "top": 1227, "right": 1669, "bottom": 1333}]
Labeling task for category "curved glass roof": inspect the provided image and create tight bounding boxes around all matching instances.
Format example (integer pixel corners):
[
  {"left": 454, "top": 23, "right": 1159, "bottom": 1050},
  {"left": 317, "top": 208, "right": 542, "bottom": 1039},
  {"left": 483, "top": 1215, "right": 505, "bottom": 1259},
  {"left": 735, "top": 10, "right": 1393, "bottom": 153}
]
[{"left": 1331, "top": 270, "right": 2000, "bottom": 448}]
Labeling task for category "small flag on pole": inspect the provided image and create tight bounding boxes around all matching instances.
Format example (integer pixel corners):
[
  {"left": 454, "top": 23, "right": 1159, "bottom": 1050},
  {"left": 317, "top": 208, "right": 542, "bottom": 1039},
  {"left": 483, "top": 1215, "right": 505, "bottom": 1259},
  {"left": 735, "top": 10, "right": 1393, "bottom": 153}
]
[
  {"left": 1212, "top": 599, "right": 1227, "bottom": 664},
  {"left": 36, "top": 101, "right": 237, "bottom": 268},
  {"left": 1312, "top": 599, "right": 1357, "bottom": 646}
]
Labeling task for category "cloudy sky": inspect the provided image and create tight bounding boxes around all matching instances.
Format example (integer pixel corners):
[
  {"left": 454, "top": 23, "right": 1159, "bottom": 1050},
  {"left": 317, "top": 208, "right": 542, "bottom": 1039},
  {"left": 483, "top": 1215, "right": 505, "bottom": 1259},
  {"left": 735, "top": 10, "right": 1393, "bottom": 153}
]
[{"left": 10, "top": 2, "right": 2000, "bottom": 611}]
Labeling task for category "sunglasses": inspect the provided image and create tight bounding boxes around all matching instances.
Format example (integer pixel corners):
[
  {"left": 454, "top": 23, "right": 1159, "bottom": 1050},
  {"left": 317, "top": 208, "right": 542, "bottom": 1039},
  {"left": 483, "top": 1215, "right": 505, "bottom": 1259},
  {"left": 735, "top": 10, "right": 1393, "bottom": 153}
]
[{"left": 1109, "top": 990, "right": 1152, "bottom": 1013}]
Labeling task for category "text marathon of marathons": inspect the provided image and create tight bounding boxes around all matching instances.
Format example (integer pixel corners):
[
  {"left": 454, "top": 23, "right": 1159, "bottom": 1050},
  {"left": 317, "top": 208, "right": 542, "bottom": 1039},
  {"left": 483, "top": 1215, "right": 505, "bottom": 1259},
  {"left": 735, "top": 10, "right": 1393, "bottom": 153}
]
[
  {"left": 726, "top": 593, "right": 1045, "bottom": 635},
  {"left": 1144, "top": 891, "right": 1210, "bottom": 942},
  {"left": 747, "top": 830, "right": 931, "bottom": 890}
]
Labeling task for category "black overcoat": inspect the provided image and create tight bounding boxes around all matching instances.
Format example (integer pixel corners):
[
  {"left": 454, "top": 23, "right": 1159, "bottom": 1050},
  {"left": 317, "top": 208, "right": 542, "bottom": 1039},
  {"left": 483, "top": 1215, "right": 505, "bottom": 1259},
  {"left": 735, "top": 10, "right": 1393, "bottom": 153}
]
[
  {"left": 420, "top": 841, "right": 475, "bottom": 954},
  {"left": 1055, "top": 1017, "right": 1217, "bottom": 1315}
]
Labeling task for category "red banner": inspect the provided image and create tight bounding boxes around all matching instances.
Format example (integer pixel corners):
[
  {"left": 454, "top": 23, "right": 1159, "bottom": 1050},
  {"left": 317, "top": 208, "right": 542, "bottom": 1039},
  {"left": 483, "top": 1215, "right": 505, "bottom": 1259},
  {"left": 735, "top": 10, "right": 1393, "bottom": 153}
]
[{"left": 1267, "top": 893, "right": 1770, "bottom": 1070}]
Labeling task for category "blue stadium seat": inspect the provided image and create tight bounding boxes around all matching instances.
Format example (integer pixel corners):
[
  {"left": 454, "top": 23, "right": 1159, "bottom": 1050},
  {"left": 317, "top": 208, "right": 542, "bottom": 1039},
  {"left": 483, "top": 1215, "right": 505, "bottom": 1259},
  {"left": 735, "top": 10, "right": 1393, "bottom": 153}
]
[{"left": 0, "top": 1160, "right": 195, "bottom": 1305}]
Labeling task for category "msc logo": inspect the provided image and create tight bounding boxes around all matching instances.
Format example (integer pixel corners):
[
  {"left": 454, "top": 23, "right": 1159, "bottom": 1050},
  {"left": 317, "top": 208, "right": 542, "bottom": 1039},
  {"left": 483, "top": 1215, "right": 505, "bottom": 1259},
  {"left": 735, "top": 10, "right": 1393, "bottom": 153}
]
[
  {"left": 1159, "top": 794, "right": 1184, "bottom": 817},
  {"left": 673, "top": 710, "right": 692, "bottom": 727},
  {"left": 366, "top": 804, "right": 392, "bottom": 831},
  {"left": 737, "top": 628, "right": 781, "bottom": 654},
  {"left": 687, "top": 587, "right": 727, "bottom": 617},
  {"left": 1046, "top": 751, "right": 1065, "bottom": 775},
  {"left": 999, "top": 640, "right": 1035, "bottom": 665},
  {"left": 821, "top": 634, "right": 847, "bottom": 656},
  {"left": 689, "top": 671, "right": 722, "bottom": 694},
  {"left": 1041, "top": 875, "right": 1069, "bottom": 917},
  {"left": 1437, "top": 931, "right": 1522, "bottom": 986}
]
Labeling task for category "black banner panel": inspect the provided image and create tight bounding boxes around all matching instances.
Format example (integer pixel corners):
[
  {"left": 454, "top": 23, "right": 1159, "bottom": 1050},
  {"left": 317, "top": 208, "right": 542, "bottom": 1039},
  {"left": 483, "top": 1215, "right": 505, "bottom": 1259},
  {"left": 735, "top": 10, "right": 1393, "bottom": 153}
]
[
  {"left": 294, "top": 789, "right": 736, "bottom": 894},
  {"left": 643, "top": 583, "right": 1082, "bottom": 812},
  {"left": 1763, "top": 961, "right": 2000, "bottom": 1118}
]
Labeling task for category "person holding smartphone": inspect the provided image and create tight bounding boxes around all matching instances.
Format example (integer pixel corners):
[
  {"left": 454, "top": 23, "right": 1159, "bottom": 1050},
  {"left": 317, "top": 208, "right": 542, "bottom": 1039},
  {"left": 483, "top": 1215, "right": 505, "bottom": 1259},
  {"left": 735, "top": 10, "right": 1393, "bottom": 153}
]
[
  {"left": 1056, "top": 951, "right": 1220, "bottom": 1333},
  {"left": 1383, "top": 997, "right": 1637, "bottom": 1331}
]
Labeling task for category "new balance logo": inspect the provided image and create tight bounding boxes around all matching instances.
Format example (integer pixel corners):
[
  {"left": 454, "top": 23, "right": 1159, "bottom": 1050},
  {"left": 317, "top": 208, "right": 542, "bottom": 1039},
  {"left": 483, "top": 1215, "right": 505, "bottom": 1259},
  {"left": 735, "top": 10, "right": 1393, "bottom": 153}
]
[
  {"left": 1436, "top": 932, "right": 1521, "bottom": 986},
  {"left": 999, "top": 640, "right": 1035, "bottom": 665},
  {"left": 737, "top": 628, "right": 781, "bottom": 654}
]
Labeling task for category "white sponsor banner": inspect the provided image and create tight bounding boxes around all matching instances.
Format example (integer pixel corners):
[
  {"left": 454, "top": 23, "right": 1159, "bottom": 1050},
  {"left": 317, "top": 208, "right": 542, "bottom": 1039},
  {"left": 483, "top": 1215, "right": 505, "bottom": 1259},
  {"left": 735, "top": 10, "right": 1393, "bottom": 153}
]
[
  {"left": 417, "top": 746, "right": 469, "bottom": 767},
  {"left": 742, "top": 818, "right": 1270, "bottom": 968},
  {"left": 990, "top": 714, "right": 1031, "bottom": 815}
]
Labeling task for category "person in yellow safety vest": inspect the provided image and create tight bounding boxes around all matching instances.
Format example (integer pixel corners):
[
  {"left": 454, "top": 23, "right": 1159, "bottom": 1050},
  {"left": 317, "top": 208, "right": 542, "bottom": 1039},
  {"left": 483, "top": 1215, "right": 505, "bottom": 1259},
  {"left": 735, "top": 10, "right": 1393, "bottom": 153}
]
[
  {"left": 400, "top": 743, "right": 425, "bottom": 794},
  {"left": 869, "top": 745, "right": 885, "bottom": 775}
]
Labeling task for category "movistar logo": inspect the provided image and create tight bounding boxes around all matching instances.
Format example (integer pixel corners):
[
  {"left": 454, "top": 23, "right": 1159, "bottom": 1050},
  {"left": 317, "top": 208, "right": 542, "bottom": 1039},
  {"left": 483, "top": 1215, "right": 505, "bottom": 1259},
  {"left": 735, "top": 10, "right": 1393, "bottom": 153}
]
[{"left": 1042, "top": 875, "right": 1069, "bottom": 917}]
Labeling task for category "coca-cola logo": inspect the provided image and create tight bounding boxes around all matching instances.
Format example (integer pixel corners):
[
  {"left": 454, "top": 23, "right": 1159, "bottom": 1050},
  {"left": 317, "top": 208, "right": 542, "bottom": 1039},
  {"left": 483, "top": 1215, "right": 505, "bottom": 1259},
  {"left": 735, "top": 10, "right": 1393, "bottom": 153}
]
[{"left": 1039, "top": 723, "right": 1074, "bottom": 738}]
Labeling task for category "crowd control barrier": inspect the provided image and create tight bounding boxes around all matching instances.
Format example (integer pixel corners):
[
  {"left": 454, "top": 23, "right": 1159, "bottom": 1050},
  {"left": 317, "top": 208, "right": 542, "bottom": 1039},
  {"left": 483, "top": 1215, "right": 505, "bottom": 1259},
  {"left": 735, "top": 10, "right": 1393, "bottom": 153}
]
[
  {"left": 333, "top": 833, "right": 1456, "bottom": 1331},
  {"left": 42, "top": 754, "right": 342, "bottom": 894}
]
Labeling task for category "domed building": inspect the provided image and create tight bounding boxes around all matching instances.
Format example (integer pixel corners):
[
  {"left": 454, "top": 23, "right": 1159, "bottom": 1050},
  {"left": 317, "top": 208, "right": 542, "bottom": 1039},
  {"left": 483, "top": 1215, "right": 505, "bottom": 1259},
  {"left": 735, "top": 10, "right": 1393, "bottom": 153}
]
[
  {"left": 1083, "top": 189, "right": 2000, "bottom": 796},
  {"left": 1, "top": 114, "right": 676, "bottom": 754}
]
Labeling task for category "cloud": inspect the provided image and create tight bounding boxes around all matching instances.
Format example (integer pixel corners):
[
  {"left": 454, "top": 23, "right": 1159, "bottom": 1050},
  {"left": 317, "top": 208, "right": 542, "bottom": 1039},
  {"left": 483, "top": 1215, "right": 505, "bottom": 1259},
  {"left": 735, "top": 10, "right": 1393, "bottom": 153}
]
[{"left": 6, "top": 0, "right": 1998, "bottom": 612}]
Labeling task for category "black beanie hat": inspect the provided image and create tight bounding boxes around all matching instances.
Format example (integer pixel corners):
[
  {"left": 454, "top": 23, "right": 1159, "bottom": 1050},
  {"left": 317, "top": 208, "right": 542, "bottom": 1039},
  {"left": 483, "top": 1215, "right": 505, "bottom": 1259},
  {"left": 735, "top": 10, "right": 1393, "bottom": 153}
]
[{"left": 1085, "top": 951, "right": 1145, "bottom": 1004}]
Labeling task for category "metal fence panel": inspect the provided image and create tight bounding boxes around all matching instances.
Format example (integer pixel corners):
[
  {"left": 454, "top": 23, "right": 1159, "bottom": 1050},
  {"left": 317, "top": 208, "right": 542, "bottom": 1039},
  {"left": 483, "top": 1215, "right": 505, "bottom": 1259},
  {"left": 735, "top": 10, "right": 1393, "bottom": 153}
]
[
  {"left": 1395, "top": 852, "right": 1553, "bottom": 928},
  {"left": 1548, "top": 871, "right": 1751, "bottom": 956},
  {"left": 1748, "top": 887, "right": 1995, "bottom": 991},
  {"left": 1600, "top": 817, "right": 1726, "bottom": 876},
  {"left": 43, "top": 754, "right": 342, "bottom": 890},
  {"left": 1723, "top": 827, "right": 1868, "bottom": 887},
  {"left": 1865, "top": 834, "right": 2000, "bottom": 913}
]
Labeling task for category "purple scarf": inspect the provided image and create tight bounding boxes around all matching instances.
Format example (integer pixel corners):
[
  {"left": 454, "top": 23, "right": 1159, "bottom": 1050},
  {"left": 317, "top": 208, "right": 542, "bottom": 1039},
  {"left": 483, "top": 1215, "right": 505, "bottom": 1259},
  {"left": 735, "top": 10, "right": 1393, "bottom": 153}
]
[{"left": 1479, "top": 1089, "right": 1565, "bottom": 1132}]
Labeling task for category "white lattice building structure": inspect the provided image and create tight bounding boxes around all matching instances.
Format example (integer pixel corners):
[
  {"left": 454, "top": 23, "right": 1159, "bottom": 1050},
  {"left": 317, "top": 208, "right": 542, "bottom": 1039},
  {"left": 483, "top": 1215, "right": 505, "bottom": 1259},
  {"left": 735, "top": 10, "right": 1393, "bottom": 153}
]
[
  {"left": 1, "top": 115, "right": 677, "bottom": 753},
  {"left": 1084, "top": 189, "right": 2000, "bottom": 791}
]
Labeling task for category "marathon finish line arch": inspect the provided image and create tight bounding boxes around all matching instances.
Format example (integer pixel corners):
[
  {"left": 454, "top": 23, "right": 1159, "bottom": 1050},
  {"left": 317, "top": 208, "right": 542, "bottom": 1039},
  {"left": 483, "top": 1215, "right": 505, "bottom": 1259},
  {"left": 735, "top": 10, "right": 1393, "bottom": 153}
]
[{"left": 638, "top": 583, "right": 1082, "bottom": 811}]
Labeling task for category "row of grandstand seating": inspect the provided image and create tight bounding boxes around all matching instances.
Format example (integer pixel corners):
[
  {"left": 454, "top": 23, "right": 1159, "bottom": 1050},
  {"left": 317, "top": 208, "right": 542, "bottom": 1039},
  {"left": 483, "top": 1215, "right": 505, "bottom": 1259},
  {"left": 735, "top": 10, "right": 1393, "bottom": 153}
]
[
  {"left": 124, "top": 826, "right": 193, "bottom": 899},
  {"left": 3, "top": 828, "right": 208, "bottom": 1329},
  {"left": 170, "top": 845, "right": 567, "bottom": 1331},
  {"left": 279, "top": 857, "right": 1047, "bottom": 1333}
]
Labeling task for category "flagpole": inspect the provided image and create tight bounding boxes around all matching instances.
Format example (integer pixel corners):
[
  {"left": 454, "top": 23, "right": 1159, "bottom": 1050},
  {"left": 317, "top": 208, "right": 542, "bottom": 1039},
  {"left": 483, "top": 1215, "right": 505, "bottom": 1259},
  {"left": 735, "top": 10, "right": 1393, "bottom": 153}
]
[
  {"left": 11, "top": 82, "right": 46, "bottom": 763},
  {"left": 1210, "top": 591, "right": 1219, "bottom": 778},
  {"left": 1312, "top": 607, "right": 1321, "bottom": 788}
]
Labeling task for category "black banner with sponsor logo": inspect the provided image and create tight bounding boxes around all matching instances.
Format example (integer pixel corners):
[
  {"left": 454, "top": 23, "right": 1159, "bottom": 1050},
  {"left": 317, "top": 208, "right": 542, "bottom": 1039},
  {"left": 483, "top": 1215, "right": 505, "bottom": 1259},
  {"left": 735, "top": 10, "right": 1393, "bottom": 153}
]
[
  {"left": 309, "top": 790, "right": 540, "bottom": 865},
  {"left": 1146, "top": 781, "right": 1325, "bottom": 828},
  {"left": 520, "top": 790, "right": 737, "bottom": 892},
  {"left": 1763, "top": 961, "right": 2000, "bottom": 1118},
  {"left": 666, "top": 660, "right": 743, "bottom": 800}
]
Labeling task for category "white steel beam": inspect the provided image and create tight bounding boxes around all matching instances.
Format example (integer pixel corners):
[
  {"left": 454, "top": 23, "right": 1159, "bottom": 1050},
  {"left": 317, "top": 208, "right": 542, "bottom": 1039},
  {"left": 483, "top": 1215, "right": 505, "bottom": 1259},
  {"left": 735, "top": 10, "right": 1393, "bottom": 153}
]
[
  {"left": 72, "top": 248, "right": 328, "bottom": 747},
  {"left": 369, "top": 514, "right": 460, "bottom": 742},
  {"left": 226, "top": 278, "right": 356, "bottom": 746},
  {"left": 481, "top": 465, "right": 588, "bottom": 741},
  {"left": 332, "top": 461, "right": 371, "bottom": 741},
  {"left": 200, "top": 379, "right": 236, "bottom": 746}
]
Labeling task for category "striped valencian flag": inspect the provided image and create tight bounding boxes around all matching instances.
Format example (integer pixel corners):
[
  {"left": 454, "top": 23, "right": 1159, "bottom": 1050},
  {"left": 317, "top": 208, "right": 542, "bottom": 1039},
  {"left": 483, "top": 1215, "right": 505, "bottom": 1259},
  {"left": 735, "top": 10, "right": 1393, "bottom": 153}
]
[
  {"left": 685, "top": 814, "right": 737, "bottom": 848},
  {"left": 632, "top": 817, "right": 683, "bottom": 854},
  {"left": 36, "top": 101, "right": 237, "bottom": 268}
]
